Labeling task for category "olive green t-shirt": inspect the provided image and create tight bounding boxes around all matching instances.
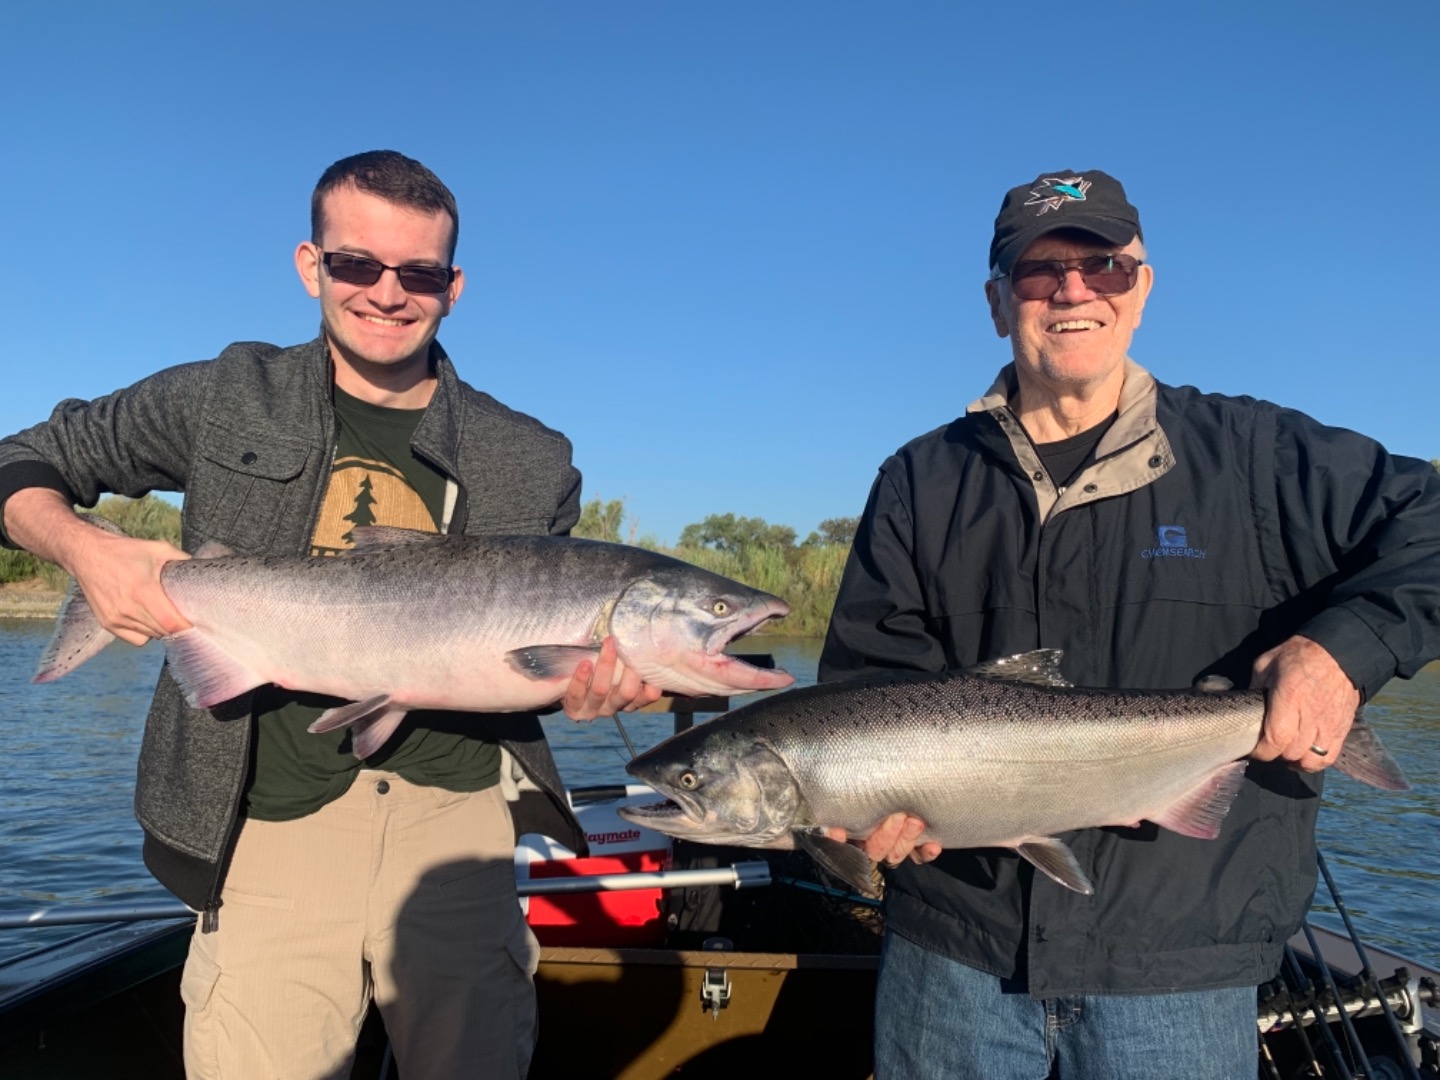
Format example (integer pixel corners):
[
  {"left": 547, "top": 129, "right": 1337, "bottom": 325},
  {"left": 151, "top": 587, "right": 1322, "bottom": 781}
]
[{"left": 244, "top": 387, "right": 501, "bottom": 821}]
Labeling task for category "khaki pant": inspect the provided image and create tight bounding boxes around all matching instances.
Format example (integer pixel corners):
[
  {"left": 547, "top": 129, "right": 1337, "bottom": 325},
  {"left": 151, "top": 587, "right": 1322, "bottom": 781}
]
[{"left": 180, "top": 772, "right": 539, "bottom": 1079}]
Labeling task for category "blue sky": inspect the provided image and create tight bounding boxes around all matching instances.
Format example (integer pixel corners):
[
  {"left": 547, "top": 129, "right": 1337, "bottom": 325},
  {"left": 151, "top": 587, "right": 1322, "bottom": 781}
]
[{"left": 3, "top": 2, "right": 1436, "bottom": 545}]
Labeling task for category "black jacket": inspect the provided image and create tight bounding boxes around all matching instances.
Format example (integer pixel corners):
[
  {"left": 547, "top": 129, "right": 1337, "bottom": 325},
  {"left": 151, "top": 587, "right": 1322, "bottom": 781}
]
[{"left": 819, "top": 360, "right": 1440, "bottom": 996}]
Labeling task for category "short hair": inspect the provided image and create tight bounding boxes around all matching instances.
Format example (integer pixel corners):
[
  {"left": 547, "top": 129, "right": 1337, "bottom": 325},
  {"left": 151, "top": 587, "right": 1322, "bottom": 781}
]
[{"left": 311, "top": 150, "right": 459, "bottom": 261}]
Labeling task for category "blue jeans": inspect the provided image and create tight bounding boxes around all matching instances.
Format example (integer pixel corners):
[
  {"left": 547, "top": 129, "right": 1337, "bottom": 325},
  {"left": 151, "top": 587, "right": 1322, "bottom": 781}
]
[{"left": 874, "top": 930, "right": 1257, "bottom": 1080}]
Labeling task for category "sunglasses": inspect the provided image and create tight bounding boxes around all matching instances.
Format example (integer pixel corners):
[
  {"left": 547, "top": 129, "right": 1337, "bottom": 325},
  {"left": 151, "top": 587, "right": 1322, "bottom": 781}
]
[
  {"left": 320, "top": 251, "right": 455, "bottom": 295},
  {"left": 1000, "top": 253, "right": 1143, "bottom": 301}
]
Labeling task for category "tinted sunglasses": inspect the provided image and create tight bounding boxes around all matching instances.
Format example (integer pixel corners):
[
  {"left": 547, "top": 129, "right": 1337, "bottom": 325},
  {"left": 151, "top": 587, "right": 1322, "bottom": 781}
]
[
  {"left": 1000, "top": 253, "right": 1143, "bottom": 301},
  {"left": 320, "top": 251, "right": 455, "bottom": 295}
]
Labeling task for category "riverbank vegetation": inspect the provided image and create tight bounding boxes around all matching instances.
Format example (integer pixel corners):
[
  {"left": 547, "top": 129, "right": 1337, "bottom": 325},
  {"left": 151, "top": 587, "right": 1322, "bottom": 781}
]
[
  {"left": 574, "top": 501, "right": 855, "bottom": 637},
  {"left": 0, "top": 495, "right": 182, "bottom": 591}
]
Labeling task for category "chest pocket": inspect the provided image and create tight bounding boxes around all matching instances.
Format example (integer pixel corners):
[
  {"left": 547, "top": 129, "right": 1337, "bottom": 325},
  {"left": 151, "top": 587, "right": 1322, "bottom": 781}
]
[{"left": 191, "top": 424, "right": 311, "bottom": 552}]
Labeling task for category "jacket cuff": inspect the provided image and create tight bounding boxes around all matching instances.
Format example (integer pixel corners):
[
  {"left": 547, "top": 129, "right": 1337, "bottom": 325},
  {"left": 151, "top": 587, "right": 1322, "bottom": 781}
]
[
  {"left": 0, "top": 461, "right": 78, "bottom": 548},
  {"left": 1297, "top": 606, "right": 1396, "bottom": 703}
]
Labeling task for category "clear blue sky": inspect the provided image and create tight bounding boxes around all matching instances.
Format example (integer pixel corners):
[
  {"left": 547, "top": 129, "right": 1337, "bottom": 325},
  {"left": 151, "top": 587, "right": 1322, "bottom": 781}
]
[{"left": 3, "top": 2, "right": 1436, "bottom": 545}]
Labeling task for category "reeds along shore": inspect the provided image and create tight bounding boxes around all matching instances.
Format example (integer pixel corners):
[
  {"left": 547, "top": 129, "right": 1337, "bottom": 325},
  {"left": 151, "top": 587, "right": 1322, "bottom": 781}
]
[{"left": 0, "top": 496, "right": 850, "bottom": 637}]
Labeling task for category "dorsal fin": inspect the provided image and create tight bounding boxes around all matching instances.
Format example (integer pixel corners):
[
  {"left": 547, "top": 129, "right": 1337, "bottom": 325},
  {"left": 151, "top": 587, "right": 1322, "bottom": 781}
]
[
  {"left": 1193, "top": 674, "right": 1233, "bottom": 693},
  {"left": 193, "top": 539, "right": 235, "bottom": 559},
  {"left": 346, "top": 526, "right": 444, "bottom": 552},
  {"left": 965, "top": 649, "right": 1072, "bottom": 688}
]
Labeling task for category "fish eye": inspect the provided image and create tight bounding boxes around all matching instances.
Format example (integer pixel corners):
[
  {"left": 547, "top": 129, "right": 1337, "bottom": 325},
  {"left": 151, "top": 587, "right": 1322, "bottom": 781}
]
[
  {"left": 679, "top": 771, "right": 699, "bottom": 790},
  {"left": 712, "top": 600, "right": 729, "bottom": 616}
]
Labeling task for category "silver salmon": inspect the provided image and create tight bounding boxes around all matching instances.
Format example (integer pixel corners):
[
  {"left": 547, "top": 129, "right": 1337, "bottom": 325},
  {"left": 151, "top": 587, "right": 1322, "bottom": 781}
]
[
  {"left": 35, "top": 521, "right": 793, "bottom": 757},
  {"left": 618, "top": 650, "right": 1407, "bottom": 895}
]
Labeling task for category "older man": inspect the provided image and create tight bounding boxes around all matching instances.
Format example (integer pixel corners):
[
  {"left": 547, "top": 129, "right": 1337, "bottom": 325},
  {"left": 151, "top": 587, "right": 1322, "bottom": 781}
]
[{"left": 819, "top": 169, "right": 1440, "bottom": 1079}]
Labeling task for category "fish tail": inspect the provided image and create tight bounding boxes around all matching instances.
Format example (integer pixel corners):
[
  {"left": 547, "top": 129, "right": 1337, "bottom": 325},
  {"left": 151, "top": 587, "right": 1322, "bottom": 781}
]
[
  {"left": 1334, "top": 712, "right": 1410, "bottom": 792},
  {"left": 31, "top": 513, "right": 136, "bottom": 683},
  {"left": 33, "top": 578, "right": 116, "bottom": 682}
]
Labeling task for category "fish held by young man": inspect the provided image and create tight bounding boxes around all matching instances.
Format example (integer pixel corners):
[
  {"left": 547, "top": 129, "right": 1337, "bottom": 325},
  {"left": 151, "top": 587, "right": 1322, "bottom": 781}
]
[
  {"left": 617, "top": 650, "right": 1408, "bottom": 897},
  {"left": 34, "top": 519, "right": 793, "bottom": 757}
]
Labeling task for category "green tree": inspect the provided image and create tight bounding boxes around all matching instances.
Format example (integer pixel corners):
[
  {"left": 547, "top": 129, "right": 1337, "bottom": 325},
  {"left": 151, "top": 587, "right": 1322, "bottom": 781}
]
[
  {"left": 573, "top": 497, "right": 627, "bottom": 543},
  {"left": 678, "top": 513, "right": 796, "bottom": 553},
  {"left": 803, "top": 515, "right": 860, "bottom": 547}
]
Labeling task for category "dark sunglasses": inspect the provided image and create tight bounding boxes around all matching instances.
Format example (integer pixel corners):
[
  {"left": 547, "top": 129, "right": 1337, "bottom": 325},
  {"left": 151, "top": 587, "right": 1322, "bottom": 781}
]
[
  {"left": 320, "top": 251, "right": 455, "bottom": 295},
  {"left": 999, "top": 253, "right": 1143, "bottom": 301}
]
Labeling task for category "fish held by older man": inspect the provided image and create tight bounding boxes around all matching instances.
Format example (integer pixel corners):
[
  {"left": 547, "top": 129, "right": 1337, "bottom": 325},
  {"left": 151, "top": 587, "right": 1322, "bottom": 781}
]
[
  {"left": 34, "top": 520, "right": 793, "bottom": 757},
  {"left": 617, "top": 650, "right": 1408, "bottom": 896}
]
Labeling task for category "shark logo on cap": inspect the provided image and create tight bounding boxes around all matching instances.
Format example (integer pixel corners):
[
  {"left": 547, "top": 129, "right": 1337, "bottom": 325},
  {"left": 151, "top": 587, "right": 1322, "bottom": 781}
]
[{"left": 1025, "top": 176, "right": 1091, "bottom": 216}]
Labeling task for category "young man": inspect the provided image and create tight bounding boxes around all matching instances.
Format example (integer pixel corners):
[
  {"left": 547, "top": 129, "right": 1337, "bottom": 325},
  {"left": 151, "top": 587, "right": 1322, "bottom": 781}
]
[
  {"left": 0, "top": 150, "right": 658, "bottom": 1078},
  {"left": 819, "top": 169, "right": 1440, "bottom": 1079}
]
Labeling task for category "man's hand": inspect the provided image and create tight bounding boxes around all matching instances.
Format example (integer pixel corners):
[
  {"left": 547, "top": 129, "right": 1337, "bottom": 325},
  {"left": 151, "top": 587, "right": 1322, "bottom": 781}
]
[
  {"left": 561, "top": 636, "right": 664, "bottom": 722},
  {"left": 5, "top": 488, "right": 191, "bottom": 646},
  {"left": 68, "top": 530, "right": 192, "bottom": 646},
  {"left": 826, "top": 812, "right": 942, "bottom": 867},
  {"left": 1251, "top": 635, "right": 1360, "bottom": 773}
]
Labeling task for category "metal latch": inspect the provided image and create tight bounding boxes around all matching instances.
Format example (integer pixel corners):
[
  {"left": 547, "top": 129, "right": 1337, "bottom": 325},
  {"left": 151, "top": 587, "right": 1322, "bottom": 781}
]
[{"left": 701, "top": 936, "right": 733, "bottom": 1019}]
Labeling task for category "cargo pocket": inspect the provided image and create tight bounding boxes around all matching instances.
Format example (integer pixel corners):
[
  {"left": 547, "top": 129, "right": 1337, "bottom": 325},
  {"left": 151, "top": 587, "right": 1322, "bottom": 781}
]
[
  {"left": 505, "top": 911, "right": 541, "bottom": 978},
  {"left": 179, "top": 943, "right": 224, "bottom": 1079},
  {"left": 189, "top": 422, "right": 311, "bottom": 552},
  {"left": 179, "top": 945, "right": 223, "bottom": 1013}
]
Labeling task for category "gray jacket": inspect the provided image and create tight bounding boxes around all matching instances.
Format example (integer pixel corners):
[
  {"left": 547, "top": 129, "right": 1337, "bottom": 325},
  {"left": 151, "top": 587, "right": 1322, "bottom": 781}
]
[{"left": 0, "top": 337, "right": 589, "bottom": 910}]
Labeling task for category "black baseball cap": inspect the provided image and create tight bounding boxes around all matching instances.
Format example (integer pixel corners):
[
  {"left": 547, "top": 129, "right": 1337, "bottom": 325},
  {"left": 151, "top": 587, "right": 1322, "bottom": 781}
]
[{"left": 989, "top": 170, "right": 1142, "bottom": 275}]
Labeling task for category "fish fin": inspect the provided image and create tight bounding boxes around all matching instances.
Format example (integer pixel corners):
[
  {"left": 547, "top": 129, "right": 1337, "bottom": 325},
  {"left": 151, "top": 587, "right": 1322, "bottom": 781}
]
[
  {"left": 192, "top": 539, "right": 235, "bottom": 559},
  {"left": 346, "top": 526, "right": 444, "bottom": 553},
  {"left": 505, "top": 645, "right": 601, "bottom": 680},
  {"left": 32, "top": 580, "right": 116, "bottom": 683},
  {"left": 1334, "top": 713, "right": 1410, "bottom": 791},
  {"left": 1015, "top": 837, "right": 1094, "bottom": 895},
  {"left": 1193, "top": 674, "right": 1233, "bottom": 693},
  {"left": 965, "top": 649, "right": 1072, "bottom": 688},
  {"left": 308, "top": 694, "right": 394, "bottom": 734},
  {"left": 793, "top": 830, "right": 881, "bottom": 899},
  {"left": 164, "top": 629, "right": 266, "bottom": 708},
  {"left": 351, "top": 709, "right": 410, "bottom": 759},
  {"left": 1150, "top": 760, "right": 1248, "bottom": 839},
  {"left": 307, "top": 696, "right": 409, "bottom": 760}
]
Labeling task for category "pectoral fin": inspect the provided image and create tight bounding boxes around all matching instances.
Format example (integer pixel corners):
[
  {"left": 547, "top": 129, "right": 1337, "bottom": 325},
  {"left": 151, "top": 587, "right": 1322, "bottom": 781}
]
[
  {"left": 1150, "top": 761, "right": 1248, "bottom": 839},
  {"left": 1015, "top": 837, "right": 1094, "bottom": 895},
  {"left": 505, "top": 645, "right": 601, "bottom": 681},
  {"left": 793, "top": 830, "right": 882, "bottom": 899}
]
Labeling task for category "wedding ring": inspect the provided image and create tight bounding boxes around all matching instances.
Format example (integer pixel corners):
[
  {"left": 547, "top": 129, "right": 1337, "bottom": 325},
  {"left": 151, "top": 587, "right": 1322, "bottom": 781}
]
[{"left": 1310, "top": 744, "right": 1330, "bottom": 757}]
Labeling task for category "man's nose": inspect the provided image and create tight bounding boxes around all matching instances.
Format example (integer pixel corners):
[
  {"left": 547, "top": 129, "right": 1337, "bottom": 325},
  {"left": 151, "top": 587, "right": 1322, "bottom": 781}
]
[
  {"left": 367, "top": 267, "right": 409, "bottom": 306},
  {"left": 1053, "top": 266, "right": 1097, "bottom": 304}
]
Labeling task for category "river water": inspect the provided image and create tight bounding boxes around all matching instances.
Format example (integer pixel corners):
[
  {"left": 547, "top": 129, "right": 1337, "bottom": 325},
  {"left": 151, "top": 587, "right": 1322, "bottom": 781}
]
[{"left": 0, "top": 623, "right": 1435, "bottom": 968}]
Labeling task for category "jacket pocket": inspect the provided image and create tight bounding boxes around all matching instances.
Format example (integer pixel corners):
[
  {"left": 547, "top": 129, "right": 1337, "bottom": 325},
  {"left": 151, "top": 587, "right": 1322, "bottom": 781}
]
[{"left": 190, "top": 422, "right": 311, "bottom": 552}]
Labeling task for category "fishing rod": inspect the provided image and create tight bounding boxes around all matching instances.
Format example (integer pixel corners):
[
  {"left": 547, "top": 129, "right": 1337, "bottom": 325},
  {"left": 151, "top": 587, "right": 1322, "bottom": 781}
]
[{"left": 0, "top": 861, "right": 773, "bottom": 931}]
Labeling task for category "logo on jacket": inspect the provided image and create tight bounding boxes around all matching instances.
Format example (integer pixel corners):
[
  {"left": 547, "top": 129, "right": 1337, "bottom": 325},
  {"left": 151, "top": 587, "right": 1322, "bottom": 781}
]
[
  {"left": 1025, "top": 176, "right": 1091, "bottom": 215},
  {"left": 1141, "top": 524, "right": 1206, "bottom": 560}
]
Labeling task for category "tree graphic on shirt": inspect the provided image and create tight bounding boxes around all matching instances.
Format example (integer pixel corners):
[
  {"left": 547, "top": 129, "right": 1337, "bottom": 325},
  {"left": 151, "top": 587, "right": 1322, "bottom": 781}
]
[{"left": 341, "top": 474, "right": 377, "bottom": 545}]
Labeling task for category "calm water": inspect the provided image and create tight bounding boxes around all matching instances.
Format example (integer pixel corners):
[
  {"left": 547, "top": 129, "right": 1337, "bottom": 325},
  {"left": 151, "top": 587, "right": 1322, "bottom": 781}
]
[{"left": 1, "top": 623, "right": 1436, "bottom": 968}]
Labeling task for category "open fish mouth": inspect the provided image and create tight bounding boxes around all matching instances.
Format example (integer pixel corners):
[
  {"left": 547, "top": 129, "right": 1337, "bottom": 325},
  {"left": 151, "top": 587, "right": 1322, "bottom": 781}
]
[
  {"left": 703, "top": 601, "right": 795, "bottom": 686},
  {"left": 616, "top": 795, "right": 707, "bottom": 830}
]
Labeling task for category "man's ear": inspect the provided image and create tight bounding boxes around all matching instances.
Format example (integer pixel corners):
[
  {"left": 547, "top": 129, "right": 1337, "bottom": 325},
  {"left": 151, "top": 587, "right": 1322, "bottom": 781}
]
[
  {"left": 985, "top": 279, "right": 1011, "bottom": 339},
  {"left": 295, "top": 242, "right": 322, "bottom": 299}
]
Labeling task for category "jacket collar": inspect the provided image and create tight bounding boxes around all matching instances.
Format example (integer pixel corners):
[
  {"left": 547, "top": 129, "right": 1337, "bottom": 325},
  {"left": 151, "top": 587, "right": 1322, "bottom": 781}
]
[{"left": 965, "top": 357, "right": 1173, "bottom": 522}]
